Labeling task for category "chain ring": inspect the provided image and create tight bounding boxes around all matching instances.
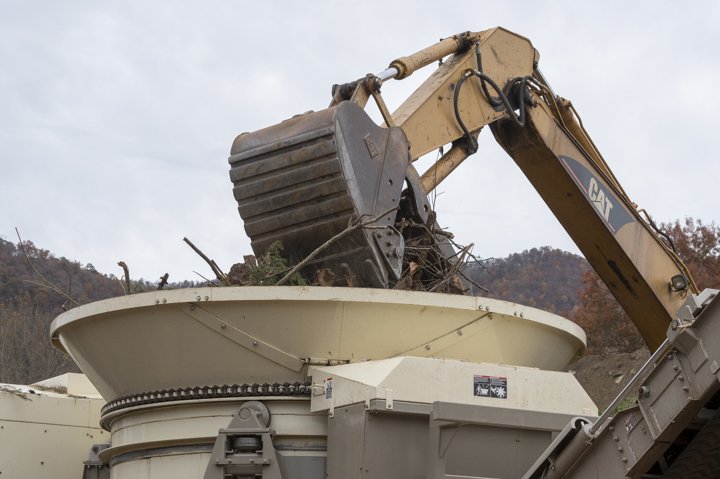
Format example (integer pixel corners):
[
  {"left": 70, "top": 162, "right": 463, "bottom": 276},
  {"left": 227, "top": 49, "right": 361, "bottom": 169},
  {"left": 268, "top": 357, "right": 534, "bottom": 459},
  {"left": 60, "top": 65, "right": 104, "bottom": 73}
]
[{"left": 101, "top": 382, "right": 312, "bottom": 416}]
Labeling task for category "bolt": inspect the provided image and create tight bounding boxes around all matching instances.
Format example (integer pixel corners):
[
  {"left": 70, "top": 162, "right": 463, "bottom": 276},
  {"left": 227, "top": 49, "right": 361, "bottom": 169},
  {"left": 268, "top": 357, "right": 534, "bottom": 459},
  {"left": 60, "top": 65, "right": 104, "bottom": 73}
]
[
  {"left": 162, "top": 298, "right": 167, "bottom": 304},
  {"left": 220, "top": 324, "right": 226, "bottom": 329},
  {"left": 678, "top": 376, "right": 684, "bottom": 382},
  {"left": 673, "top": 365, "right": 679, "bottom": 371},
  {"left": 204, "top": 296, "right": 209, "bottom": 300},
  {"left": 425, "top": 345, "right": 431, "bottom": 350},
  {"left": 622, "top": 457, "right": 628, "bottom": 463},
  {"left": 155, "top": 299, "right": 160, "bottom": 305},
  {"left": 671, "top": 320, "right": 679, "bottom": 331},
  {"left": 457, "top": 330, "right": 463, "bottom": 336},
  {"left": 683, "top": 386, "right": 690, "bottom": 392},
  {"left": 639, "top": 386, "right": 651, "bottom": 397},
  {"left": 253, "top": 340, "right": 259, "bottom": 346},
  {"left": 613, "top": 436, "right": 619, "bottom": 442},
  {"left": 618, "top": 447, "right": 624, "bottom": 453}
]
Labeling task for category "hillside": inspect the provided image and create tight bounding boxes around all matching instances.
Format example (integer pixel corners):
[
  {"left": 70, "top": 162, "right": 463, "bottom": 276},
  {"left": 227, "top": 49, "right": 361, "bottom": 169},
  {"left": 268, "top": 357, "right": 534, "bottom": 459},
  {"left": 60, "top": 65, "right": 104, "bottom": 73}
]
[
  {"left": 464, "top": 246, "right": 589, "bottom": 316},
  {"left": 0, "top": 238, "right": 198, "bottom": 384}
]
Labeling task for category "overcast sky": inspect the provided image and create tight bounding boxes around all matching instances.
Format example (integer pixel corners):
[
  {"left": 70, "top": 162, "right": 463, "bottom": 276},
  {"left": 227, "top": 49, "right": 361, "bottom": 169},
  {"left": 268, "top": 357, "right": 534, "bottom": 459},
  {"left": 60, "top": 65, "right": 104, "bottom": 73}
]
[{"left": 2, "top": 1, "right": 719, "bottom": 282}]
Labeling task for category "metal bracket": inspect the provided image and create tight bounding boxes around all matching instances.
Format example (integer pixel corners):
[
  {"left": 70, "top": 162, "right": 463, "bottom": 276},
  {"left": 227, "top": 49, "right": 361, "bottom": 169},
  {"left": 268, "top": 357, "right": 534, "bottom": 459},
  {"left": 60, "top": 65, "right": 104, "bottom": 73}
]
[
  {"left": 204, "top": 401, "right": 283, "bottom": 479},
  {"left": 384, "top": 388, "right": 394, "bottom": 410},
  {"left": 181, "top": 304, "right": 304, "bottom": 372},
  {"left": 365, "top": 74, "right": 396, "bottom": 128},
  {"left": 81, "top": 443, "right": 110, "bottom": 479}
]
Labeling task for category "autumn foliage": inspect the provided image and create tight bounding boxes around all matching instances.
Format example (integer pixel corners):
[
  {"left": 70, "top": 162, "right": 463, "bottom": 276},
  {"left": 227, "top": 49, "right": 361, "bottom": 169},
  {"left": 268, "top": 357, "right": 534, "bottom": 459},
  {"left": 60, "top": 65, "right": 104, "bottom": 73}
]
[
  {"left": 465, "top": 246, "right": 587, "bottom": 315},
  {"left": 661, "top": 218, "right": 720, "bottom": 291}
]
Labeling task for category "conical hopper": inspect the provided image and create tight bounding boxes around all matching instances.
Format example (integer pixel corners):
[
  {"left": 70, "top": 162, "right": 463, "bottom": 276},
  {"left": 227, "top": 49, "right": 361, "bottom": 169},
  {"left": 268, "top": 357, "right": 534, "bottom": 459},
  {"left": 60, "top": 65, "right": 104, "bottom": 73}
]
[{"left": 50, "top": 287, "right": 586, "bottom": 401}]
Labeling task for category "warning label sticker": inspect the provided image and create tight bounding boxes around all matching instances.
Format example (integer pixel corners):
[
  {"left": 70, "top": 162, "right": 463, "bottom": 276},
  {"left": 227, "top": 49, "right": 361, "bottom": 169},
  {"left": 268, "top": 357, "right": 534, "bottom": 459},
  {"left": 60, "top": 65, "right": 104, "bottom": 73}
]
[
  {"left": 473, "top": 375, "right": 508, "bottom": 399},
  {"left": 325, "top": 378, "right": 333, "bottom": 399}
]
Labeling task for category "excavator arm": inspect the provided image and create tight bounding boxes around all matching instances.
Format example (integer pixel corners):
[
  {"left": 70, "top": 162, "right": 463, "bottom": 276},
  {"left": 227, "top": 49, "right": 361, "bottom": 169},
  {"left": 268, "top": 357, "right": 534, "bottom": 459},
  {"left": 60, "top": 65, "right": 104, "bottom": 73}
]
[
  {"left": 230, "top": 27, "right": 696, "bottom": 350},
  {"left": 490, "top": 89, "right": 695, "bottom": 349}
]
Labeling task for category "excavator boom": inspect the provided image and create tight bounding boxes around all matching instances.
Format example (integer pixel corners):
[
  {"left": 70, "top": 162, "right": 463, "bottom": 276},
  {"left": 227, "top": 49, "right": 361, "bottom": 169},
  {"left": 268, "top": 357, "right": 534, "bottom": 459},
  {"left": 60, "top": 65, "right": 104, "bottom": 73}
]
[{"left": 490, "top": 90, "right": 694, "bottom": 349}]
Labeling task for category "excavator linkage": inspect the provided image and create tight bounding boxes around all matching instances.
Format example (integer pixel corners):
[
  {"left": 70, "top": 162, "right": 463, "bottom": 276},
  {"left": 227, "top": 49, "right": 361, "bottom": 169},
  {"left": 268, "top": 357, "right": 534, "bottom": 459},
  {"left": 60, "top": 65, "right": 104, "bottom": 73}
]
[{"left": 229, "top": 101, "right": 411, "bottom": 287}]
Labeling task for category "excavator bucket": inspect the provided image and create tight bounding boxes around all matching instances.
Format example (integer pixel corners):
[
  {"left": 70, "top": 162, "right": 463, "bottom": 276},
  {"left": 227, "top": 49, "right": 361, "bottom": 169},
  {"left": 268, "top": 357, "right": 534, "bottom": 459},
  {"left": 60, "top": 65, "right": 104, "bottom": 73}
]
[{"left": 229, "top": 101, "right": 411, "bottom": 287}]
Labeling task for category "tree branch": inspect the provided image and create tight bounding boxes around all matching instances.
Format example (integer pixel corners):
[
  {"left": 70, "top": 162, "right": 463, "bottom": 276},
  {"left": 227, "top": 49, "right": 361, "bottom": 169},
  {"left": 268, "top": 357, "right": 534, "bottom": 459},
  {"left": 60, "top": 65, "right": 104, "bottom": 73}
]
[
  {"left": 117, "top": 261, "right": 132, "bottom": 295},
  {"left": 183, "top": 237, "right": 230, "bottom": 285},
  {"left": 192, "top": 270, "right": 216, "bottom": 285},
  {"left": 15, "top": 228, "right": 79, "bottom": 306},
  {"left": 429, "top": 243, "right": 471, "bottom": 293}
]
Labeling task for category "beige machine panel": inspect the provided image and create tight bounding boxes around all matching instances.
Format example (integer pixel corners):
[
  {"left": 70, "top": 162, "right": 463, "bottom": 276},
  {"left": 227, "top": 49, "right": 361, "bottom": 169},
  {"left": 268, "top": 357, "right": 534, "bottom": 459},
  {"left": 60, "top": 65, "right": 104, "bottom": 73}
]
[
  {"left": 311, "top": 357, "right": 597, "bottom": 417},
  {"left": 0, "top": 374, "right": 108, "bottom": 479},
  {"left": 50, "top": 286, "right": 586, "bottom": 401}
]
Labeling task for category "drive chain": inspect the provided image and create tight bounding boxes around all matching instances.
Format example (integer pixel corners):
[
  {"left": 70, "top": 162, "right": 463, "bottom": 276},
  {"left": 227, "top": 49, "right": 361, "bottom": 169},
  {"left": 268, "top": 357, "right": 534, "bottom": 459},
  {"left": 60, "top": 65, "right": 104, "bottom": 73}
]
[{"left": 101, "top": 382, "right": 312, "bottom": 416}]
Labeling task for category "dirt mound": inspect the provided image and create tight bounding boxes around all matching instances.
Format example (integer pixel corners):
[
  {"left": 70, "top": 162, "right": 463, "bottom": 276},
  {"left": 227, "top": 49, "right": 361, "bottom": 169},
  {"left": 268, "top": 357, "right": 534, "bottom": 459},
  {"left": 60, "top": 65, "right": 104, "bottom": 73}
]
[{"left": 568, "top": 348, "right": 651, "bottom": 411}]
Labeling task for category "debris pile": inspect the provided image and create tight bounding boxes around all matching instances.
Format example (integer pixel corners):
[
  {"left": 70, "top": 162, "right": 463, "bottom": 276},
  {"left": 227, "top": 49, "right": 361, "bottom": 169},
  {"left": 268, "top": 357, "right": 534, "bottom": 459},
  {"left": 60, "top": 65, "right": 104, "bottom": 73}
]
[
  {"left": 392, "top": 214, "right": 468, "bottom": 294},
  {"left": 227, "top": 242, "right": 305, "bottom": 286},
  {"left": 219, "top": 213, "right": 482, "bottom": 294}
]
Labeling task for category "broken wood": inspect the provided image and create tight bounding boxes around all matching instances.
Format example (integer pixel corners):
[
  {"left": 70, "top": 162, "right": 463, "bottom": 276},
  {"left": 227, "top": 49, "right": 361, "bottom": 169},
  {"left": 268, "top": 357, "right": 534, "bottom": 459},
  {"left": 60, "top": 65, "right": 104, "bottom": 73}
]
[
  {"left": 313, "top": 268, "right": 336, "bottom": 286},
  {"left": 183, "top": 237, "right": 230, "bottom": 285},
  {"left": 117, "top": 261, "right": 131, "bottom": 294}
]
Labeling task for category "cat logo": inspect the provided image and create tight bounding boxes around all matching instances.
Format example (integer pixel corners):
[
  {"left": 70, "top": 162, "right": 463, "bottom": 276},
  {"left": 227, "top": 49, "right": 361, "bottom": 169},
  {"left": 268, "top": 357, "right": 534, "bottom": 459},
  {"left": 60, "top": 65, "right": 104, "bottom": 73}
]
[
  {"left": 588, "top": 177, "right": 614, "bottom": 222},
  {"left": 559, "top": 155, "right": 634, "bottom": 234}
]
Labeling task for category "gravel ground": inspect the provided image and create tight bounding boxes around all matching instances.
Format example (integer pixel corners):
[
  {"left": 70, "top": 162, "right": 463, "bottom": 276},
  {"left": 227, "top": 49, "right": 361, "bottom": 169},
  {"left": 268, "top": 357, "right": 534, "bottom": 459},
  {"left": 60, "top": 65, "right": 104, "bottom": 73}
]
[{"left": 567, "top": 348, "right": 651, "bottom": 411}]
